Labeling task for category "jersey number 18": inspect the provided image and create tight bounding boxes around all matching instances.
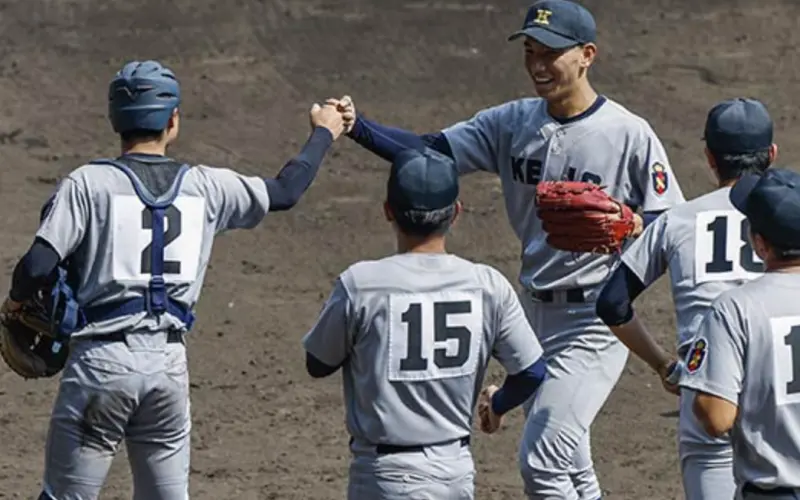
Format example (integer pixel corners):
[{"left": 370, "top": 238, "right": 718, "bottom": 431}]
[{"left": 695, "top": 211, "right": 764, "bottom": 283}]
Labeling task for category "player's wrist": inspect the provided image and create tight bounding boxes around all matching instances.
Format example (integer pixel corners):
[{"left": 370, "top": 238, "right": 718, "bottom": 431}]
[
  {"left": 630, "top": 213, "right": 644, "bottom": 238},
  {"left": 490, "top": 389, "right": 509, "bottom": 416},
  {"left": 656, "top": 357, "right": 675, "bottom": 377}
]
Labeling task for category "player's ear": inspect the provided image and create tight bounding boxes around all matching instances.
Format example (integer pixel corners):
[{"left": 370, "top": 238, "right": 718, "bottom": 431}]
[
  {"left": 166, "top": 108, "right": 180, "bottom": 141},
  {"left": 769, "top": 143, "right": 778, "bottom": 164},
  {"left": 579, "top": 43, "right": 597, "bottom": 68},
  {"left": 750, "top": 229, "right": 769, "bottom": 262},
  {"left": 451, "top": 200, "right": 463, "bottom": 226},
  {"left": 383, "top": 201, "right": 394, "bottom": 222}
]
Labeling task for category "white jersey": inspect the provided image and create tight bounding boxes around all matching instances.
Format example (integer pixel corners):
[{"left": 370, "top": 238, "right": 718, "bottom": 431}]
[
  {"left": 440, "top": 96, "right": 685, "bottom": 291},
  {"left": 680, "top": 273, "right": 800, "bottom": 489},
  {"left": 36, "top": 157, "right": 271, "bottom": 337},
  {"left": 621, "top": 186, "right": 765, "bottom": 446},
  {"left": 302, "top": 253, "right": 543, "bottom": 446},
  {"left": 622, "top": 186, "right": 764, "bottom": 349}
]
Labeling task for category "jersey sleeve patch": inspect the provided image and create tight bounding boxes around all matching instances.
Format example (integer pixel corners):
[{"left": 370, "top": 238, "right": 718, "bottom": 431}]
[
  {"left": 651, "top": 162, "right": 669, "bottom": 196},
  {"left": 685, "top": 337, "right": 708, "bottom": 373}
]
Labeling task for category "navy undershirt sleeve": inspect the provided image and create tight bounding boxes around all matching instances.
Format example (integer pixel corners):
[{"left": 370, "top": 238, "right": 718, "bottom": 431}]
[
  {"left": 491, "top": 358, "right": 547, "bottom": 416},
  {"left": 305, "top": 351, "right": 340, "bottom": 378},
  {"left": 263, "top": 126, "right": 334, "bottom": 211},
  {"left": 595, "top": 263, "right": 647, "bottom": 326},
  {"left": 346, "top": 115, "right": 453, "bottom": 162},
  {"left": 642, "top": 211, "right": 662, "bottom": 228},
  {"left": 9, "top": 238, "right": 61, "bottom": 302}
]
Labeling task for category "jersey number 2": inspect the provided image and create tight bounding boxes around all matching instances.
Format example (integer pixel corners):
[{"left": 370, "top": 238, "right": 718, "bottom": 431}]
[
  {"left": 140, "top": 206, "right": 182, "bottom": 275},
  {"left": 111, "top": 195, "right": 205, "bottom": 283},
  {"left": 388, "top": 291, "right": 482, "bottom": 382}
]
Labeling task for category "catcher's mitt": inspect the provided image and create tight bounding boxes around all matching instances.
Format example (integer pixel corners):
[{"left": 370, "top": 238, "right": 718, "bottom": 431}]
[
  {"left": 535, "top": 181, "right": 636, "bottom": 254},
  {"left": 0, "top": 294, "right": 69, "bottom": 379}
]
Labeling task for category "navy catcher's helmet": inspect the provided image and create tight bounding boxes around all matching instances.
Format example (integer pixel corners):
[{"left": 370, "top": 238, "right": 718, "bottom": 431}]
[{"left": 108, "top": 60, "right": 180, "bottom": 134}]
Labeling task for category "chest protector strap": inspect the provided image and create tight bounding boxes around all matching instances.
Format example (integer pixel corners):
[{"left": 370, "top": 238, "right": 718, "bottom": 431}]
[{"left": 74, "top": 158, "right": 196, "bottom": 331}]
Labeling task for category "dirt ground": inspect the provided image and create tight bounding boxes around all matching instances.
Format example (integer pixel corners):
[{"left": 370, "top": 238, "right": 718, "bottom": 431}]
[{"left": 1, "top": 0, "right": 799, "bottom": 498}]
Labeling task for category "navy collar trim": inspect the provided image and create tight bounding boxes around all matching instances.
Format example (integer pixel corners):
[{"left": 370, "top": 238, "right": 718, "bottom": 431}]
[{"left": 550, "top": 95, "right": 607, "bottom": 125}]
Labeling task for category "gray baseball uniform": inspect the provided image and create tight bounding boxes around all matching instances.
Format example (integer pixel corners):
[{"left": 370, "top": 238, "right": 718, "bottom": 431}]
[
  {"left": 621, "top": 186, "right": 764, "bottom": 500},
  {"left": 35, "top": 158, "right": 270, "bottom": 499},
  {"left": 440, "top": 96, "right": 685, "bottom": 498},
  {"left": 302, "top": 252, "right": 543, "bottom": 500},
  {"left": 679, "top": 272, "right": 800, "bottom": 498}
]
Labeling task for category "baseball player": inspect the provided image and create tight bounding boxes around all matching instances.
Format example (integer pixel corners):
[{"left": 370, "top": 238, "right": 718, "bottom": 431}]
[
  {"left": 679, "top": 167, "right": 800, "bottom": 499},
  {"left": 0, "top": 60, "right": 349, "bottom": 499},
  {"left": 595, "top": 97, "right": 776, "bottom": 499},
  {"left": 326, "top": 0, "right": 685, "bottom": 497},
  {"left": 302, "top": 149, "right": 547, "bottom": 500}
]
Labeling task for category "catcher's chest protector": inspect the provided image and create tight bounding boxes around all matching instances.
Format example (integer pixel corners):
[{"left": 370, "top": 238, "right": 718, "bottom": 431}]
[{"left": 80, "top": 159, "right": 196, "bottom": 330}]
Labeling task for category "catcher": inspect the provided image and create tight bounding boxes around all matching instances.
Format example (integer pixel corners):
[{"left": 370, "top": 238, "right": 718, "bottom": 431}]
[{"left": 1, "top": 59, "right": 350, "bottom": 499}]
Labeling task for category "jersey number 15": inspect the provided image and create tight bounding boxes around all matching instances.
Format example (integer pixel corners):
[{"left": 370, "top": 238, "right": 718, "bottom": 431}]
[{"left": 388, "top": 291, "right": 482, "bottom": 382}]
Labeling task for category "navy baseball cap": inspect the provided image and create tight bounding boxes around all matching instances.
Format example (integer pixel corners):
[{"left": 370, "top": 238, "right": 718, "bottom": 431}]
[
  {"left": 730, "top": 168, "right": 800, "bottom": 251},
  {"left": 387, "top": 149, "right": 459, "bottom": 211},
  {"left": 508, "top": 0, "right": 597, "bottom": 49},
  {"left": 704, "top": 98, "right": 773, "bottom": 154}
]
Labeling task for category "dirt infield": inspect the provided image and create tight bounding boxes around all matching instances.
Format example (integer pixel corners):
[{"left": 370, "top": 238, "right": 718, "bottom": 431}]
[{"left": 1, "top": 0, "right": 799, "bottom": 498}]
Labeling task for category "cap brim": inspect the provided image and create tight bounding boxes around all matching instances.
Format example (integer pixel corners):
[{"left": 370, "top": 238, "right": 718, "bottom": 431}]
[
  {"left": 507, "top": 27, "right": 579, "bottom": 49},
  {"left": 729, "top": 173, "right": 762, "bottom": 214}
]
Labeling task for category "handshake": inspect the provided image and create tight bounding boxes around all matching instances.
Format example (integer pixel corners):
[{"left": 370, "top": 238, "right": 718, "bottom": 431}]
[{"left": 309, "top": 95, "right": 357, "bottom": 140}]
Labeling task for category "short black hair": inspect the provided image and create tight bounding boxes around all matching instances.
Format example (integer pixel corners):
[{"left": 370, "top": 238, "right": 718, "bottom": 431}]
[
  {"left": 120, "top": 128, "right": 165, "bottom": 143},
  {"left": 392, "top": 203, "right": 457, "bottom": 238},
  {"left": 710, "top": 148, "right": 771, "bottom": 183}
]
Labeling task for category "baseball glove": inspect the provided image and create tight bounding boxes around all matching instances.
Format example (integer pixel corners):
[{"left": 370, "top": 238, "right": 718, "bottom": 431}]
[
  {"left": 0, "top": 291, "right": 69, "bottom": 380},
  {"left": 535, "top": 181, "right": 636, "bottom": 254}
]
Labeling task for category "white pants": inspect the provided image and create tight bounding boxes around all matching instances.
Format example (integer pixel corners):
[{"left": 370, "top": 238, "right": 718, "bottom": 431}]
[
  {"left": 347, "top": 437, "right": 475, "bottom": 500},
  {"left": 41, "top": 331, "right": 191, "bottom": 500},
  {"left": 517, "top": 289, "right": 628, "bottom": 500}
]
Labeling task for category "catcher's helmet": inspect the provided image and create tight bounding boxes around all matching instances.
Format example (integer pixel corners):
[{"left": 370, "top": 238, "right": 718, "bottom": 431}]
[{"left": 108, "top": 60, "right": 180, "bottom": 134}]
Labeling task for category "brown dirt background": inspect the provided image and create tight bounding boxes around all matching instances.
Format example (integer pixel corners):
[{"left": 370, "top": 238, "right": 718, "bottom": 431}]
[{"left": 1, "top": 0, "right": 799, "bottom": 498}]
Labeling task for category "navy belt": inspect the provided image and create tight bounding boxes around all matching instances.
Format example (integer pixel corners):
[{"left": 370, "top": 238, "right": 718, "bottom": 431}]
[
  {"left": 531, "top": 288, "right": 585, "bottom": 303},
  {"left": 742, "top": 483, "right": 800, "bottom": 497},
  {"left": 89, "top": 331, "right": 183, "bottom": 344},
  {"left": 352, "top": 436, "right": 470, "bottom": 455}
]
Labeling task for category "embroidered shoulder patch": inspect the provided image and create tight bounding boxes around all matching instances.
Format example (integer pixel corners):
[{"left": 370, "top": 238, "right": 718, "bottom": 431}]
[{"left": 686, "top": 337, "right": 708, "bottom": 373}]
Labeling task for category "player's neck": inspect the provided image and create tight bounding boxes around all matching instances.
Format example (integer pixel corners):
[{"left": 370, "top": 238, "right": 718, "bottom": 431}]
[
  {"left": 396, "top": 236, "right": 448, "bottom": 255},
  {"left": 121, "top": 141, "right": 168, "bottom": 157},
  {"left": 767, "top": 260, "right": 800, "bottom": 273},
  {"left": 546, "top": 83, "right": 598, "bottom": 120}
]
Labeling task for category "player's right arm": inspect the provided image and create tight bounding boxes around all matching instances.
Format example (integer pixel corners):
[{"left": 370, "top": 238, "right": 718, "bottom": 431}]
[
  {"left": 340, "top": 96, "right": 503, "bottom": 174},
  {"left": 209, "top": 103, "right": 346, "bottom": 232},
  {"left": 301, "top": 275, "right": 355, "bottom": 378},
  {"left": 596, "top": 212, "right": 677, "bottom": 390},
  {"left": 679, "top": 298, "right": 745, "bottom": 437}
]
